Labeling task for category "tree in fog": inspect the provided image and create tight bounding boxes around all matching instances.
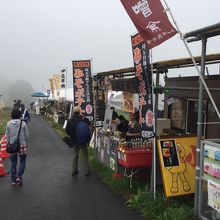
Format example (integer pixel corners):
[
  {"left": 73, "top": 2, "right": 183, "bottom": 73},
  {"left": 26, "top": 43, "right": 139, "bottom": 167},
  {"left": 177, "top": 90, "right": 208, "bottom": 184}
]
[{"left": 8, "top": 80, "right": 34, "bottom": 107}]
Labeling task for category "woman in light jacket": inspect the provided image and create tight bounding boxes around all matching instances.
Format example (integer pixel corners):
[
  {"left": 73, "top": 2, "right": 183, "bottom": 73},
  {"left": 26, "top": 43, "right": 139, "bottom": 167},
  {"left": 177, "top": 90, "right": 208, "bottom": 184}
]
[{"left": 6, "top": 108, "right": 29, "bottom": 186}]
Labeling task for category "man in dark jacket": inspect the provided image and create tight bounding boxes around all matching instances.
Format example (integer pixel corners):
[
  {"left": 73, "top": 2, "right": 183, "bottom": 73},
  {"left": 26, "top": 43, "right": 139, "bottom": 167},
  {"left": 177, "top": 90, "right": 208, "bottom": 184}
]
[{"left": 65, "top": 106, "right": 91, "bottom": 176}]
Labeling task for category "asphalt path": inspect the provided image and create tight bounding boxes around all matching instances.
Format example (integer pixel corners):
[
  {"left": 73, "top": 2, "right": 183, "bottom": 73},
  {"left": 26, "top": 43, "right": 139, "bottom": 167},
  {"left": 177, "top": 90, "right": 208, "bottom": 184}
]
[{"left": 0, "top": 113, "right": 144, "bottom": 220}]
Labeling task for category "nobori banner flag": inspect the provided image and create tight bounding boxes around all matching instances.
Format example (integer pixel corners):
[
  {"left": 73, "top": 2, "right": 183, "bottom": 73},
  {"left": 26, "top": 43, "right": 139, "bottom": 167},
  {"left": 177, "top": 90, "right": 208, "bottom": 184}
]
[
  {"left": 131, "top": 33, "right": 154, "bottom": 138},
  {"left": 60, "top": 71, "right": 66, "bottom": 89},
  {"left": 49, "top": 78, "right": 55, "bottom": 98},
  {"left": 121, "top": 0, "right": 177, "bottom": 49},
  {"left": 72, "top": 60, "right": 93, "bottom": 120}
]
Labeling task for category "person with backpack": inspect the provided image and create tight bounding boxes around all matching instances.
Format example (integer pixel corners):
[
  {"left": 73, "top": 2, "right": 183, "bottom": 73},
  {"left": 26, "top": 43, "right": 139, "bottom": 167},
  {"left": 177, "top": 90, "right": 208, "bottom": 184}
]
[
  {"left": 6, "top": 108, "right": 29, "bottom": 186},
  {"left": 65, "top": 106, "right": 91, "bottom": 176}
]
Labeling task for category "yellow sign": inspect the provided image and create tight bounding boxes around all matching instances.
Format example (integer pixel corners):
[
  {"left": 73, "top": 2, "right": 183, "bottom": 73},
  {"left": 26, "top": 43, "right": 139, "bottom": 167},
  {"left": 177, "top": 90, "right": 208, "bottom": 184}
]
[
  {"left": 54, "top": 74, "right": 60, "bottom": 96},
  {"left": 157, "top": 136, "right": 196, "bottom": 197},
  {"left": 122, "top": 91, "right": 134, "bottom": 113},
  {"left": 49, "top": 78, "right": 55, "bottom": 98}
]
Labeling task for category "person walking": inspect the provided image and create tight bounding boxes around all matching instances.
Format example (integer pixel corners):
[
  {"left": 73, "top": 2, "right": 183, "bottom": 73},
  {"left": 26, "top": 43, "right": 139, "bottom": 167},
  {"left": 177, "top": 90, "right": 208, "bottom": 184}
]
[
  {"left": 65, "top": 106, "right": 91, "bottom": 176},
  {"left": 6, "top": 108, "right": 29, "bottom": 186},
  {"left": 20, "top": 104, "right": 31, "bottom": 124}
]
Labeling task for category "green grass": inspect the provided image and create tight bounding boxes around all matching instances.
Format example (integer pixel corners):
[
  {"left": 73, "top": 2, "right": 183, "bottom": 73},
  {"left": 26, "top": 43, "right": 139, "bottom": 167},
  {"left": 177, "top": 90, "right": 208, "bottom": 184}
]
[
  {"left": 126, "top": 186, "right": 193, "bottom": 220},
  {"left": 0, "top": 109, "right": 10, "bottom": 135}
]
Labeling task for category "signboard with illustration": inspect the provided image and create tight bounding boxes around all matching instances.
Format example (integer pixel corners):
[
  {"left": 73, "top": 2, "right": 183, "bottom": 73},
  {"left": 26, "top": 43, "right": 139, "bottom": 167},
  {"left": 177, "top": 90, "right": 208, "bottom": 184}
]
[{"left": 157, "top": 137, "right": 196, "bottom": 197}]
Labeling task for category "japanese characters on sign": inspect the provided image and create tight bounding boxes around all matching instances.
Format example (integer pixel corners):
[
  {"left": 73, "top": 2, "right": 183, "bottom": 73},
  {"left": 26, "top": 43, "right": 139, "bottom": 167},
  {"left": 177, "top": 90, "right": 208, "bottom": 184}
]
[
  {"left": 131, "top": 33, "right": 153, "bottom": 138},
  {"left": 72, "top": 60, "right": 93, "bottom": 120},
  {"left": 60, "top": 70, "right": 66, "bottom": 89},
  {"left": 54, "top": 74, "right": 61, "bottom": 96},
  {"left": 49, "top": 78, "right": 55, "bottom": 98},
  {"left": 121, "top": 0, "right": 177, "bottom": 49},
  {"left": 208, "top": 180, "right": 220, "bottom": 212}
]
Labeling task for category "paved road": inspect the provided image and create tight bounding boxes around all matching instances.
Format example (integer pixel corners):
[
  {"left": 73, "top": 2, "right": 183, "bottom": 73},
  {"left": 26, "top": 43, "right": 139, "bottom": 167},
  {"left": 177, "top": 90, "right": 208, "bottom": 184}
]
[{"left": 0, "top": 113, "right": 144, "bottom": 220}]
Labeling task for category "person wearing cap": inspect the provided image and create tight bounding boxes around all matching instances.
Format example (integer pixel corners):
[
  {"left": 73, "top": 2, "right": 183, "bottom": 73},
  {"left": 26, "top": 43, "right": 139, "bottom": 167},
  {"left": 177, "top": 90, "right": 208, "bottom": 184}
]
[{"left": 65, "top": 106, "right": 91, "bottom": 176}]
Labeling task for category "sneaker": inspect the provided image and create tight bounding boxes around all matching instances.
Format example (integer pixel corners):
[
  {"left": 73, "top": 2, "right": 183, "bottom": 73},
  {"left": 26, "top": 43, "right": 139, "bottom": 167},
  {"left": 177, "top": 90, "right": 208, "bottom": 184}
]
[
  {"left": 72, "top": 171, "right": 78, "bottom": 176},
  {"left": 11, "top": 182, "right": 16, "bottom": 187},
  {"left": 16, "top": 177, "right": 23, "bottom": 185},
  {"left": 85, "top": 172, "right": 91, "bottom": 177}
]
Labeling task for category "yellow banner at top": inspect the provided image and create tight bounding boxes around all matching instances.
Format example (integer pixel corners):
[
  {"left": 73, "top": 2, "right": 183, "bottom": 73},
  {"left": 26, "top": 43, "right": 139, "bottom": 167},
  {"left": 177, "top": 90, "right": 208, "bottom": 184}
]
[
  {"left": 54, "top": 74, "right": 60, "bottom": 96},
  {"left": 49, "top": 78, "right": 55, "bottom": 98}
]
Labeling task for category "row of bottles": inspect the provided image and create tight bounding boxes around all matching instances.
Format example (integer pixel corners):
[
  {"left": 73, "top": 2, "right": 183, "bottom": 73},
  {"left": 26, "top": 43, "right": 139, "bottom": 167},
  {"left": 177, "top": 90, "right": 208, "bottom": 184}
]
[{"left": 115, "top": 138, "right": 153, "bottom": 152}]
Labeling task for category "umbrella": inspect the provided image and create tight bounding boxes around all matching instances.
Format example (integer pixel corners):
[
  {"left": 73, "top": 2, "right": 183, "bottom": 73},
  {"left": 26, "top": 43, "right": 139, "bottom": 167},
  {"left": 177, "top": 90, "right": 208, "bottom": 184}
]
[{"left": 31, "top": 92, "right": 49, "bottom": 98}]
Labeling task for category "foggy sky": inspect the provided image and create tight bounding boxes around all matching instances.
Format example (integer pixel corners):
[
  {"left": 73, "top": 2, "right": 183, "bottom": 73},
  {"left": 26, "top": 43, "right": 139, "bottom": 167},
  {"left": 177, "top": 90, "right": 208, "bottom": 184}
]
[{"left": 0, "top": 0, "right": 220, "bottom": 97}]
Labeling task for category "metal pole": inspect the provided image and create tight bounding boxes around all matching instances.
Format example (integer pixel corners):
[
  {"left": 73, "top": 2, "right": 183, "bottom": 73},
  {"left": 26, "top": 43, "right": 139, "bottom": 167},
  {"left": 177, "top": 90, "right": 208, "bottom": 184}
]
[
  {"left": 151, "top": 71, "right": 160, "bottom": 197},
  {"left": 194, "top": 37, "right": 207, "bottom": 216}
]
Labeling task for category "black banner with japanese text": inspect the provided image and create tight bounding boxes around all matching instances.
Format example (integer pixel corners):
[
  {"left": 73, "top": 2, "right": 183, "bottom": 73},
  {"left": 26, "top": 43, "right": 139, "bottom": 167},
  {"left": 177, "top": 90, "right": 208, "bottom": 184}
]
[
  {"left": 131, "top": 33, "right": 154, "bottom": 138},
  {"left": 72, "top": 60, "right": 93, "bottom": 121}
]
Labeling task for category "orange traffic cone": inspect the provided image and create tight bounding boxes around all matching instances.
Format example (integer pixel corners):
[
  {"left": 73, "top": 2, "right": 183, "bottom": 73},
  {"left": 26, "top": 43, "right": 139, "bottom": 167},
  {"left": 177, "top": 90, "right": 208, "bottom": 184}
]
[
  {"left": 0, "top": 134, "right": 9, "bottom": 160},
  {"left": 0, "top": 156, "right": 8, "bottom": 177}
]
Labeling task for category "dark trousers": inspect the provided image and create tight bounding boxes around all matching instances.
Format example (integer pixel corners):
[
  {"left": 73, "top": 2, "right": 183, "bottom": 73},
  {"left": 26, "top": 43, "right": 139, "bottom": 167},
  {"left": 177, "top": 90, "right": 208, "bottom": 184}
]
[
  {"left": 72, "top": 144, "right": 90, "bottom": 174},
  {"left": 10, "top": 154, "right": 27, "bottom": 182}
]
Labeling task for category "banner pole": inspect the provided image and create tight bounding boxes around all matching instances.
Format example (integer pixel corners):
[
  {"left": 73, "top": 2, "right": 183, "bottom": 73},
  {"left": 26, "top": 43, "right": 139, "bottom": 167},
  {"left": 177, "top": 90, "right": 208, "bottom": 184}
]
[{"left": 150, "top": 50, "right": 157, "bottom": 198}]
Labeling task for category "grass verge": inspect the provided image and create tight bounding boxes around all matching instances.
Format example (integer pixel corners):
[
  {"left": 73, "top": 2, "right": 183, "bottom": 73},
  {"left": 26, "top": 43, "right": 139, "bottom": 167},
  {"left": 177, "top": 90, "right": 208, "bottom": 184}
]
[{"left": 0, "top": 109, "right": 10, "bottom": 135}]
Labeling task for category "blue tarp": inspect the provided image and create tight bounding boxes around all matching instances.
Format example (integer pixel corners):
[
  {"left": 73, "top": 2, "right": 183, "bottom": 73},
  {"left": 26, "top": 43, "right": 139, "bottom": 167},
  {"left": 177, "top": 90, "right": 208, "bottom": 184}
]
[{"left": 31, "top": 92, "right": 49, "bottom": 97}]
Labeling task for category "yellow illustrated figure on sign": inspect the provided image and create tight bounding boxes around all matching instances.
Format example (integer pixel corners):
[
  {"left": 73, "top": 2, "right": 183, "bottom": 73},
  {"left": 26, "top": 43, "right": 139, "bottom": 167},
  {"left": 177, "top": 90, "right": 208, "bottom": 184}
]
[{"left": 167, "top": 142, "right": 191, "bottom": 194}]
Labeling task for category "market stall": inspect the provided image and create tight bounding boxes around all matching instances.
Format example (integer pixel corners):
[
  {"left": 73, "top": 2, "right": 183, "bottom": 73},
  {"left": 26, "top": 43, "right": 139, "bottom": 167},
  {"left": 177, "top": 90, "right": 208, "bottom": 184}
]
[{"left": 93, "top": 51, "right": 220, "bottom": 191}]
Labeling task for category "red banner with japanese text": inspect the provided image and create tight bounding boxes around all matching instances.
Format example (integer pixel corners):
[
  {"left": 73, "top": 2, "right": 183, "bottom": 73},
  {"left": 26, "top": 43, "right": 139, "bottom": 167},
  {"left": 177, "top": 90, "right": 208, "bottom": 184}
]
[
  {"left": 121, "top": 0, "right": 177, "bottom": 49},
  {"left": 131, "top": 33, "right": 154, "bottom": 138},
  {"left": 72, "top": 60, "right": 93, "bottom": 121}
]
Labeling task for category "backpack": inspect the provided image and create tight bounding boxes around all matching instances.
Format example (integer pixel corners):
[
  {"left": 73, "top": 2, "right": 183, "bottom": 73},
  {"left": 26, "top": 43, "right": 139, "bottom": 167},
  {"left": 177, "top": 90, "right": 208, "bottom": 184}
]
[
  {"left": 65, "top": 115, "right": 81, "bottom": 136},
  {"left": 75, "top": 121, "right": 91, "bottom": 145}
]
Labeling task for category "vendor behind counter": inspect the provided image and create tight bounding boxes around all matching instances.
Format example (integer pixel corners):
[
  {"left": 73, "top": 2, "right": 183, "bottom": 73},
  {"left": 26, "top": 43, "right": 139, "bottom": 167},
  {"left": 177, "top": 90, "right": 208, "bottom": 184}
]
[
  {"left": 126, "top": 112, "right": 141, "bottom": 141},
  {"left": 116, "top": 115, "right": 129, "bottom": 133}
]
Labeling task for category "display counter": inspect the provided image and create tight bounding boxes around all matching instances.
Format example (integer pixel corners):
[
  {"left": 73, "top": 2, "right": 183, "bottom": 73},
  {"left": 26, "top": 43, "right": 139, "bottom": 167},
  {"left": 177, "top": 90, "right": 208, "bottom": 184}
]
[{"left": 96, "top": 129, "right": 153, "bottom": 187}]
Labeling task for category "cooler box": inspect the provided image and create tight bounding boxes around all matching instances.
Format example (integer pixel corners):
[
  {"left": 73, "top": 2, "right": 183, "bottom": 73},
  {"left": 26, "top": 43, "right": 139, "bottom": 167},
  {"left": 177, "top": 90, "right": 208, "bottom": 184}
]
[{"left": 118, "top": 148, "right": 152, "bottom": 168}]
